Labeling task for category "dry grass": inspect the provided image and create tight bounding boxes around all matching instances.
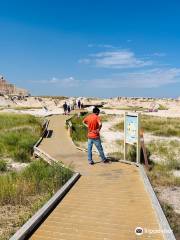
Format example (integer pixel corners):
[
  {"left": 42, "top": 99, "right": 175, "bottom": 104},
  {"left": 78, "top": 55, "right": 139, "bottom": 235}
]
[
  {"left": 113, "top": 115, "right": 180, "bottom": 137},
  {"left": 160, "top": 201, "right": 180, "bottom": 239},
  {"left": 0, "top": 160, "right": 73, "bottom": 239},
  {"left": 0, "top": 113, "right": 42, "bottom": 162},
  {"left": 148, "top": 140, "right": 180, "bottom": 170}
]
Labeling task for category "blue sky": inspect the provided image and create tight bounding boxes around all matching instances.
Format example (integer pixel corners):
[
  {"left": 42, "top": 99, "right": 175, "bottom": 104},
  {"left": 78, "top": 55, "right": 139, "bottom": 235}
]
[{"left": 0, "top": 0, "right": 180, "bottom": 98}]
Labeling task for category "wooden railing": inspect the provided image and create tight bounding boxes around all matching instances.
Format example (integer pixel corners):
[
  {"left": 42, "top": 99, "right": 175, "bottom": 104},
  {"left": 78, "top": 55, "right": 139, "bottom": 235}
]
[
  {"left": 34, "top": 119, "right": 50, "bottom": 148},
  {"left": 33, "top": 118, "right": 59, "bottom": 165},
  {"left": 33, "top": 118, "right": 67, "bottom": 168}
]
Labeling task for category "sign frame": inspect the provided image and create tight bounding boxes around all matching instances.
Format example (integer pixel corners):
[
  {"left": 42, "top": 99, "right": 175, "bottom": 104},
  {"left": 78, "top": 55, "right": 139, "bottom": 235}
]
[{"left": 124, "top": 112, "right": 141, "bottom": 164}]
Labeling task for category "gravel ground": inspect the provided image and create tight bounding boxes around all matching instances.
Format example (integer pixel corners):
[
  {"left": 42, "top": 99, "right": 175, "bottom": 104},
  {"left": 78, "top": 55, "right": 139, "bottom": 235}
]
[{"left": 155, "top": 186, "right": 180, "bottom": 214}]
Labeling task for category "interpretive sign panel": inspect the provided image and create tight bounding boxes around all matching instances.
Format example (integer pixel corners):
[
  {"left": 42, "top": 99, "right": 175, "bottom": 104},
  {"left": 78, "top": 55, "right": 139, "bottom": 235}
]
[
  {"left": 124, "top": 112, "right": 141, "bottom": 163},
  {"left": 125, "top": 115, "right": 138, "bottom": 145}
]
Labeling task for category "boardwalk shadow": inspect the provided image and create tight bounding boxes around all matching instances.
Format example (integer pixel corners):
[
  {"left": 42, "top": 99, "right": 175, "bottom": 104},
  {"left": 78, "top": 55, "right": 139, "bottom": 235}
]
[
  {"left": 46, "top": 130, "right": 53, "bottom": 138},
  {"left": 93, "top": 160, "right": 102, "bottom": 165},
  {"left": 106, "top": 156, "right": 120, "bottom": 162},
  {"left": 93, "top": 157, "right": 119, "bottom": 165}
]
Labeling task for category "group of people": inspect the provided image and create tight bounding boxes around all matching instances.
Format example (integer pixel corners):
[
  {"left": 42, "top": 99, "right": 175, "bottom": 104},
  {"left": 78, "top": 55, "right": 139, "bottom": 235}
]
[
  {"left": 62, "top": 102, "right": 71, "bottom": 115},
  {"left": 63, "top": 98, "right": 83, "bottom": 115}
]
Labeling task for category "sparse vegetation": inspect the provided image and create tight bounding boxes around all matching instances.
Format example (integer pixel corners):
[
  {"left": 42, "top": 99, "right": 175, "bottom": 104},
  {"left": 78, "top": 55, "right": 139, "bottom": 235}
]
[
  {"left": 0, "top": 113, "right": 42, "bottom": 130},
  {"left": 0, "top": 159, "right": 7, "bottom": 172},
  {"left": 100, "top": 114, "right": 116, "bottom": 122},
  {"left": 0, "top": 113, "right": 42, "bottom": 162},
  {"left": 13, "top": 106, "right": 42, "bottom": 110},
  {"left": 0, "top": 160, "right": 72, "bottom": 205},
  {"left": 148, "top": 140, "right": 180, "bottom": 169},
  {"left": 160, "top": 202, "right": 180, "bottom": 238},
  {"left": 158, "top": 104, "right": 168, "bottom": 110},
  {"left": 0, "top": 160, "right": 73, "bottom": 239},
  {"left": 38, "top": 96, "right": 68, "bottom": 100},
  {"left": 0, "top": 113, "right": 73, "bottom": 240},
  {"left": 113, "top": 115, "right": 180, "bottom": 137},
  {"left": 114, "top": 139, "right": 180, "bottom": 186},
  {"left": 147, "top": 163, "right": 180, "bottom": 187},
  {"left": 70, "top": 114, "right": 88, "bottom": 142},
  {"left": 146, "top": 145, "right": 180, "bottom": 238},
  {"left": 103, "top": 106, "right": 148, "bottom": 111}
]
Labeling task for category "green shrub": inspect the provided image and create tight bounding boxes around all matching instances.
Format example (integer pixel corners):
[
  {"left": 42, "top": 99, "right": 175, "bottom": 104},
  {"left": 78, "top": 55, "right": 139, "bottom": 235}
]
[
  {"left": 0, "top": 113, "right": 42, "bottom": 130},
  {"left": 0, "top": 160, "right": 7, "bottom": 172},
  {"left": 0, "top": 128, "right": 38, "bottom": 162},
  {"left": 70, "top": 115, "right": 88, "bottom": 142},
  {"left": 13, "top": 149, "right": 30, "bottom": 162},
  {"left": 0, "top": 160, "right": 73, "bottom": 205},
  {"left": 0, "top": 114, "right": 42, "bottom": 163},
  {"left": 158, "top": 104, "right": 168, "bottom": 110}
]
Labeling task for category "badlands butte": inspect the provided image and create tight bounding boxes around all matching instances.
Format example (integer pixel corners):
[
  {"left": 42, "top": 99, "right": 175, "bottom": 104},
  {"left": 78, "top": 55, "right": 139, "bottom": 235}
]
[
  {"left": 1, "top": 75, "right": 180, "bottom": 117},
  {"left": 1, "top": 93, "right": 180, "bottom": 118}
]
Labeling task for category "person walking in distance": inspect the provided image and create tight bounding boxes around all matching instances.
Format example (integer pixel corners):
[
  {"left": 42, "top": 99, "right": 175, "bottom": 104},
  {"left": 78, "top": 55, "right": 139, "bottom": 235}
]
[
  {"left": 83, "top": 106, "right": 107, "bottom": 165},
  {"left": 63, "top": 102, "right": 68, "bottom": 115},
  {"left": 78, "top": 99, "right": 81, "bottom": 109},
  {"left": 67, "top": 103, "right": 71, "bottom": 115}
]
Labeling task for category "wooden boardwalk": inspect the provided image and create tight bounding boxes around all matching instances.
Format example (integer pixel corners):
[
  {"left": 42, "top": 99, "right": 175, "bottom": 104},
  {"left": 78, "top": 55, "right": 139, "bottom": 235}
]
[{"left": 30, "top": 115, "right": 164, "bottom": 240}]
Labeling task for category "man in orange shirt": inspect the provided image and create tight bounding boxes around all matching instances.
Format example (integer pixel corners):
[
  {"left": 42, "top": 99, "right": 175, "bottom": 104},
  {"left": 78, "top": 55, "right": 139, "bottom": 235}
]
[{"left": 83, "top": 106, "right": 107, "bottom": 165}]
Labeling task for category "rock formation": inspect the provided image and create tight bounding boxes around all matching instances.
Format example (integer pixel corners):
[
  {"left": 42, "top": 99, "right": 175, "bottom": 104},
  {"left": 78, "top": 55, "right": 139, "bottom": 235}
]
[{"left": 0, "top": 75, "right": 29, "bottom": 96}]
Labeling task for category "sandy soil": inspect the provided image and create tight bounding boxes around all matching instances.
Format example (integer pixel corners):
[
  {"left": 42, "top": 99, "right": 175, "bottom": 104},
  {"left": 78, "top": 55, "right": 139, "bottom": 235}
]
[
  {"left": 101, "top": 116, "right": 122, "bottom": 154},
  {"left": 0, "top": 107, "right": 63, "bottom": 117},
  {"left": 0, "top": 195, "right": 47, "bottom": 240},
  {"left": 0, "top": 204, "right": 31, "bottom": 239},
  {"left": 1, "top": 95, "right": 180, "bottom": 118},
  {"left": 155, "top": 186, "right": 180, "bottom": 214}
]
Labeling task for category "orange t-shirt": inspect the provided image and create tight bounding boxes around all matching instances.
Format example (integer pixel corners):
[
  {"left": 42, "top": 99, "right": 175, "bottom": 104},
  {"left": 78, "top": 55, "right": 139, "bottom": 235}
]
[{"left": 83, "top": 114, "right": 101, "bottom": 139}]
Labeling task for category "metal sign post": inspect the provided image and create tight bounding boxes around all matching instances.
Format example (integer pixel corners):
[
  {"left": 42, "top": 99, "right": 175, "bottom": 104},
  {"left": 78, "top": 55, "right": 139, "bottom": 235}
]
[
  {"left": 124, "top": 112, "right": 141, "bottom": 164},
  {"left": 140, "top": 128, "right": 149, "bottom": 169}
]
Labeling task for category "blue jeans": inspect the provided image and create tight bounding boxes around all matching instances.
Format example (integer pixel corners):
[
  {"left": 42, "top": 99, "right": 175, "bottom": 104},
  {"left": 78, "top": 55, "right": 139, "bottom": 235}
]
[{"left": 88, "top": 138, "right": 106, "bottom": 162}]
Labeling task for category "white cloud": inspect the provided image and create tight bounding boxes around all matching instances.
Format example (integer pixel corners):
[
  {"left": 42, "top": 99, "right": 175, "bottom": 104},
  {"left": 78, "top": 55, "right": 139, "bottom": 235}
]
[
  {"left": 78, "top": 58, "right": 90, "bottom": 64},
  {"left": 49, "top": 77, "right": 59, "bottom": 83},
  {"left": 31, "top": 68, "right": 180, "bottom": 90},
  {"left": 97, "top": 44, "right": 115, "bottom": 48},
  {"left": 87, "top": 43, "right": 115, "bottom": 49},
  {"left": 87, "top": 68, "right": 180, "bottom": 88},
  {"left": 95, "top": 50, "right": 153, "bottom": 68},
  {"left": 87, "top": 44, "right": 94, "bottom": 48},
  {"left": 79, "top": 49, "right": 153, "bottom": 69},
  {"left": 152, "top": 52, "right": 166, "bottom": 57},
  {"left": 61, "top": 76, "right": 80, "bottom": 87},
  {"left": 32, "top": 76, "right": 80, "bottom": 87}
]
